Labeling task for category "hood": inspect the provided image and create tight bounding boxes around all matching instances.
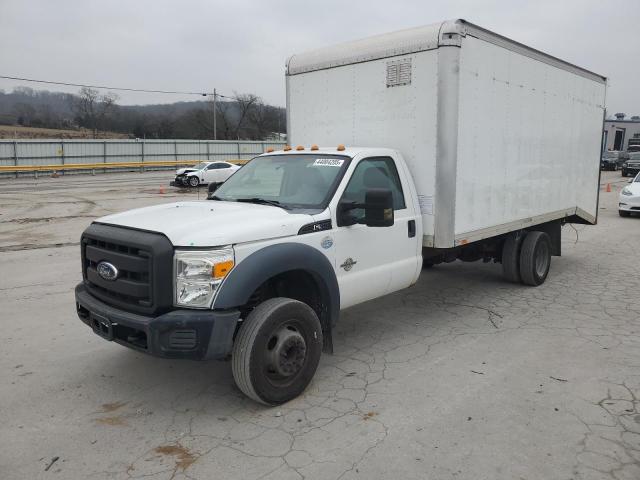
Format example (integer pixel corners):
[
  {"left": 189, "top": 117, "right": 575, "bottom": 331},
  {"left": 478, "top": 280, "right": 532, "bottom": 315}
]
[
  {"left": 95, "top": 201, "right": 315, "bottom": 246},
  {"left": 176, "top": 167, "right": 199, "bottom": 175}
]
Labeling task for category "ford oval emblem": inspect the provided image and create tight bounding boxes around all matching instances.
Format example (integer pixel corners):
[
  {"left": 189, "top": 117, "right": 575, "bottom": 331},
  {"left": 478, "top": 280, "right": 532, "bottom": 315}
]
[
  {"left": 97, "top": 261, "right": 118, "bottom": 281},
  {"left": 321, "top": 236, "right": 333, "bottom": 249}
]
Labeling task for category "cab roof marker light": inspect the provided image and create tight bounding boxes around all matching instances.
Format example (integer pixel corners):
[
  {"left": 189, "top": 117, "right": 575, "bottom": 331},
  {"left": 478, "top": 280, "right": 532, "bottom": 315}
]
[
  {"left": 311, "top": 144, "right": 319, "bottom": 151},
  {"left": 337, "top": 144, "right": 345, "bottom": 151},
  {"left": 266, "top": 147, "right": 274, "bottom": 153},
  {"left": 284, "top": 145, "right": 292, "bottom": 151},
  {"left": 296, "top": 145, "right": 305, "bottom": 151}
]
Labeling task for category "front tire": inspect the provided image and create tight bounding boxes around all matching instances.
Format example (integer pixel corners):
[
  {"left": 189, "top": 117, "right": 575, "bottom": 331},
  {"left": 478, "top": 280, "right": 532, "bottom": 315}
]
[
  {"left": 619, "top": 210, "right": 631, "bottom": 217},
  {"left": 232, "top": 298, "right": 323, "bottom": 406},
  {"left": 622, "top": 169, "right": 628, "bottom": 177},
  {"left": 519, "top": 231, "right": 551, "bottom": 286},
  {"left": 188, "top": 176, "right": 199, "bottom": 187}
]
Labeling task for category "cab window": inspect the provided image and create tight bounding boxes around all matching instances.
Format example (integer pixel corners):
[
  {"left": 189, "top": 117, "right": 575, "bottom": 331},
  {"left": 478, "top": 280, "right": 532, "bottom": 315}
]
[{"left": 340, "top": 157, "right": 405, "bottom": 222}]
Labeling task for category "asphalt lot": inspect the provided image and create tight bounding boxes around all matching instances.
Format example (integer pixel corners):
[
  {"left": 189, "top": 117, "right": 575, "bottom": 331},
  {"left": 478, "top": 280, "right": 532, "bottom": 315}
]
[{"left": 1, "top": 170, "right": 639, "bottom": 480}]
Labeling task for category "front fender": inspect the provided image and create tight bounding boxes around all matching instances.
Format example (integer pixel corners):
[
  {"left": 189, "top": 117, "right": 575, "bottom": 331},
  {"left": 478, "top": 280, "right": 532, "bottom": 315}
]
[{"left": 213, "top": 243, "right": 339, "bottom": 352}]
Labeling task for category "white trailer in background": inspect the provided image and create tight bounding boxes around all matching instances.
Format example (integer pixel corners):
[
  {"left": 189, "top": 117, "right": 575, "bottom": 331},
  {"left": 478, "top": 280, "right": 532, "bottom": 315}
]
[
  {"left": 287, "top": 19, "right": 606, "bottom": 250},
  {"left": 75, "top": 19, "right": 607, "bottom": 405}
]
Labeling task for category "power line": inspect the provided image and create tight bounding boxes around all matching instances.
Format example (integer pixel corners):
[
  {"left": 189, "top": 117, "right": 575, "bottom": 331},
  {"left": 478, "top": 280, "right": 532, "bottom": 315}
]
[{"left": 0, "top": 74, "right": 233, "bottom": 98}]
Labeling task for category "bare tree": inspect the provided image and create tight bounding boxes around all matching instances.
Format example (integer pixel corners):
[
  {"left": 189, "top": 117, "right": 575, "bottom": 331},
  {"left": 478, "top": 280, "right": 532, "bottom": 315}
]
[
  {"left": 248, "top": 100, "right": 270, "bottom": 140},
  {"left": 233, "top": 93, "right": 259, "bottom": 139},
  {"left": 215, "top": 100, "right": 234, "bottom": 140},
  {"left": 73, "top": 87, "right": 119, "bottom": 138}
]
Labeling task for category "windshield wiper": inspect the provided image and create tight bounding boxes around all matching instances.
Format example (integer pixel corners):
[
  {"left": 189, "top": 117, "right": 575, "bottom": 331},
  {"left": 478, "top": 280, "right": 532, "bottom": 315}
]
[{"left": 236, "top": 197, "right": 289, "bottom": 209}]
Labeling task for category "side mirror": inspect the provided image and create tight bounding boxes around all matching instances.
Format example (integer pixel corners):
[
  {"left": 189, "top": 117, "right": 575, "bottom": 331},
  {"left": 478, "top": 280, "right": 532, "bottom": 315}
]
[
  {"left": 338, "top": 188, "right": 394, "bottom": 227},
  {"left": 364, "top": 188, "right": 394, "bottom": 227}
]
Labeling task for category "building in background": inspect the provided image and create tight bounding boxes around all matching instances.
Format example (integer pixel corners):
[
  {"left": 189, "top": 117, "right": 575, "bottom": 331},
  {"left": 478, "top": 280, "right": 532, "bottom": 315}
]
[{"left": 603, "top": 113, "right": 640, "bottom": 151}]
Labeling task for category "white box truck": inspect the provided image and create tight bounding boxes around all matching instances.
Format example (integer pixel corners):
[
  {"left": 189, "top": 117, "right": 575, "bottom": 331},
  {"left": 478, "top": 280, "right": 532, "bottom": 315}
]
[{"left": 75, "top": 19, "right": 606, "bottom": 405}]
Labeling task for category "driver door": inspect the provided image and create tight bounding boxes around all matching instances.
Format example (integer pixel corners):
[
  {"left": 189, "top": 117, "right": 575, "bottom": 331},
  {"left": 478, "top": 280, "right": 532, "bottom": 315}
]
[{"left": 331, "top": 156, "right": 421, "bottom": 309}]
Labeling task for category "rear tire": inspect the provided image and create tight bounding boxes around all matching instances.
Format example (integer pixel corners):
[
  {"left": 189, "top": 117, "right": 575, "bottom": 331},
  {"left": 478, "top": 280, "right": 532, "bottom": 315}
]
[
  {"left": 619, "top": 210, "right": 631, "bottom": 217},
  {"left": 502, "top": 232, "right": 523, "bottom": 283},
  {"left": 232, "top": 298, "right": 323, "bottom": 406},
  {"left": 519, "top": 231, "right": 551, "bottom": 286}
]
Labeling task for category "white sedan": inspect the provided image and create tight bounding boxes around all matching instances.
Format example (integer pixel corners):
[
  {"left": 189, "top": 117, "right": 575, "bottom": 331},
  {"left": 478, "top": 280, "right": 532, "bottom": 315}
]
[
  {"left": 174, "top": 161, "right": 240, "bottom": 188},
  {"left": 619, "top": 172, "right": 640, "bottom": 217}
]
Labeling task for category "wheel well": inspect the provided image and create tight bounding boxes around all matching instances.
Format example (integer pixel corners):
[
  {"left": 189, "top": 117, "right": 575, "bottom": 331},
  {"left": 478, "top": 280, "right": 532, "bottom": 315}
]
[{"left": 242, "top": 270, "right": 324, "bottom": 323}]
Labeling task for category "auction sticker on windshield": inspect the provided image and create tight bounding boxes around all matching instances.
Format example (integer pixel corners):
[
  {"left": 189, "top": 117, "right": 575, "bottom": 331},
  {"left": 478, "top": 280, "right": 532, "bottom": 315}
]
[{"left": 313, "top": 158, "right": 344, "bottom": 167}]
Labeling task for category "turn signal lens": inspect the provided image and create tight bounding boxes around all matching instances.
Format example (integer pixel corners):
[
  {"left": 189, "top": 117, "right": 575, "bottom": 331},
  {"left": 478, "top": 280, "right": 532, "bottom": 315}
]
[
  {"left": 337, "top": 144, "right": 345, "bottom": 151},
  {"left": 213, "top": 260, "right": 234, "bottom": 278}
]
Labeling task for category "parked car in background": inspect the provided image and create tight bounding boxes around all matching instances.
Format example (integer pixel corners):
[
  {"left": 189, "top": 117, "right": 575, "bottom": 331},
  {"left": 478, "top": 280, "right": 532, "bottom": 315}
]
[
  {"left": 622, "top": 152, "right": 640, "bottom": 177},
  {"left": 601, "top": 151, "right": 628, "bottom": 171},
  {"left": 173, "top": 161, "right": 240, "bottom": 187},
  {"left": 619, "top": 173, "right": 640, "bottom": 217}
]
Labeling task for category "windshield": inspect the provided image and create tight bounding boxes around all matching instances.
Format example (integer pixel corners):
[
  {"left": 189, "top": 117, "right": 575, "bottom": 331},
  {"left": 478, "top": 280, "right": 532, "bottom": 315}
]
[
  {"left": 603, "top": 152, "right": 619, "bottom": 159},
  {"left": 213, "top": 154, "right": 351, "bottom": 209},
  {"left": 628, "top": 153, "right": 640, "bottom": 160}
]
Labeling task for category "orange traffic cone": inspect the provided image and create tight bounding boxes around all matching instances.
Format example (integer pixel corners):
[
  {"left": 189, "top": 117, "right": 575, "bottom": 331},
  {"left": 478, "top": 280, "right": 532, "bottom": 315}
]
[
  {"left": 159, "top": 185, "right": 165, "bottom": 194},
  {"left": 606, "top": 183, "right": 611, "bottom": 193}
]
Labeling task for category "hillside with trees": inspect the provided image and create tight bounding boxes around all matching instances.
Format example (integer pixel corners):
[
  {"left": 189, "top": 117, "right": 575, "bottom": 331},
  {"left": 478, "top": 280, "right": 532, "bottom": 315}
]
[{"left": 0, "top": 87, "right": 286, "bottom": 140}]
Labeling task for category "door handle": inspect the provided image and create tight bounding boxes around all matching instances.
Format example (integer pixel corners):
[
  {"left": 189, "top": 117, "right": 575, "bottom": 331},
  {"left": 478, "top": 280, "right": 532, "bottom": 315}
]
[{"left": 408, "top": 220, "right": 416, "bottom": 238}]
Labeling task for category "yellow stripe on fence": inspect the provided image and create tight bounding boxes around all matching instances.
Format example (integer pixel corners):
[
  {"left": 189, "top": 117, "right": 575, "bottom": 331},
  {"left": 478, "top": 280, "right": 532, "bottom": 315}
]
[{"left": 0, "top": 159, "right": 249, "bottom": 173}]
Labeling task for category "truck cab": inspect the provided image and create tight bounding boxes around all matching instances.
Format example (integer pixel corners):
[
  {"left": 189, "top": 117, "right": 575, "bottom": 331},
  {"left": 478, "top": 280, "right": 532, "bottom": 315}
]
[{"left": 76, "top": 146, "right": 422, "bottom": 405}]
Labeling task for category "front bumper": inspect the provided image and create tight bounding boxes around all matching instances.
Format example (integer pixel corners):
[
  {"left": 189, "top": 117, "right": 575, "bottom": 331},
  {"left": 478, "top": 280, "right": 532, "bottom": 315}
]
[{"left": 75, "top": 283, "right": 240, "bottom": 360}]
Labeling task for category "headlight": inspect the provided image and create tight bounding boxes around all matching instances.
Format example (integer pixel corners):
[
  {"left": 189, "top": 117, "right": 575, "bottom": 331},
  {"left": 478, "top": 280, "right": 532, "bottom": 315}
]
[
  {"left": 174, "top": 247, "right": 234, "bottom": 308},
  {"left": 621, "top": 187, "right": 633, "bottom": 196},
  {"left": 623, "top": 163, "right": 629, "bottom": 168}
]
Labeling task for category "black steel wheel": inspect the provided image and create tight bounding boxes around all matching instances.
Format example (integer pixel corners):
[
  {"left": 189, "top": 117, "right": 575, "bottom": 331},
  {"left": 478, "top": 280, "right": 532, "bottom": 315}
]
[
  {"left": 519, "top": 231, "right": 551, "bottom": 286},
  {"left": 232, "top": 297, "right": 323, "bottom": 405},
  {"left": 502, "top": 232, "right": 523, "bottom": 283}
]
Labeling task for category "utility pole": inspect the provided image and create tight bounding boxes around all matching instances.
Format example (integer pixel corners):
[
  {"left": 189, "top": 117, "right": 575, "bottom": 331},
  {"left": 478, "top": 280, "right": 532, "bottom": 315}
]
[{"left": 213, "top": 88, "right": 217, "bottom": 140}]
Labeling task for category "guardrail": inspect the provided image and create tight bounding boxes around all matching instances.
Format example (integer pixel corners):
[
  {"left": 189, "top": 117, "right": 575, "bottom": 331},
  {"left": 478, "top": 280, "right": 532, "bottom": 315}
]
[{"left": 0, "top": 159, "right": 249, "bottom": 177}]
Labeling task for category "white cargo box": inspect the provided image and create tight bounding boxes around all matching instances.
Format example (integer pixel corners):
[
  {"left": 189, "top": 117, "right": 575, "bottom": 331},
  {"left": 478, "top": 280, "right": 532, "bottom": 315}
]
[{"left": 286, "top": 19, "right": 606, "bottom": 248}]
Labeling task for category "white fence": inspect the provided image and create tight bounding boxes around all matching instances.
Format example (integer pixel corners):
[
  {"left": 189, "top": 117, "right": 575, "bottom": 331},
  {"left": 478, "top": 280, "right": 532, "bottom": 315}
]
[{"left": 0, "top": 139, "right": 286, "bottom": 168}]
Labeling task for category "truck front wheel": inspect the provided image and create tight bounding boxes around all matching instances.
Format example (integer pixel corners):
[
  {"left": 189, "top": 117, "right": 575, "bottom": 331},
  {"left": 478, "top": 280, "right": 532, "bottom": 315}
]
[
  {"left": 519, "top": 231, "right": 551, "bottom": 286},
  {"left": 232, "top": 297, "right": 323, "bottom": 405}
]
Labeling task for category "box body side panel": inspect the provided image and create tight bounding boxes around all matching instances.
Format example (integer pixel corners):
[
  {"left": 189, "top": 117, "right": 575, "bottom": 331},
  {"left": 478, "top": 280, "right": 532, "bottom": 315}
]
[
  {"left": 453, "top": 35, "right": 605, "bottom": 238},
  {"left": 288, "top": 50, "right": 440, "bottom": 238}
]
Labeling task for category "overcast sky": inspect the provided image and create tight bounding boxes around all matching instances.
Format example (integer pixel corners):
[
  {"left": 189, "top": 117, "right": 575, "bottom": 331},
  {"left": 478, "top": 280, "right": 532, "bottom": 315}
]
[{"left": 1, "top": 0, "right": 639, "bottom": 116}]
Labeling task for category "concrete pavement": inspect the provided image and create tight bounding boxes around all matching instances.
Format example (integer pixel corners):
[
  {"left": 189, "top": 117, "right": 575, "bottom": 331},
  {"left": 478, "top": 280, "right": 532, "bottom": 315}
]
[{"left": 1, "top": 170, "right": 639, "bottom": 479}]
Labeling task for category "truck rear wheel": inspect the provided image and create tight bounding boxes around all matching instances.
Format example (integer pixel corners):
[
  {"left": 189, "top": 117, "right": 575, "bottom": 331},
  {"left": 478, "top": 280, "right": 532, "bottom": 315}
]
[
  {"left": 502, "top": 232, "right": 522, "bottom": 282},
  {"left": 232, "top": 297, "right": 323, "bottom": 405},
  {"left": 519, "top": 231, "right": 551, "bottom": 286}
]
